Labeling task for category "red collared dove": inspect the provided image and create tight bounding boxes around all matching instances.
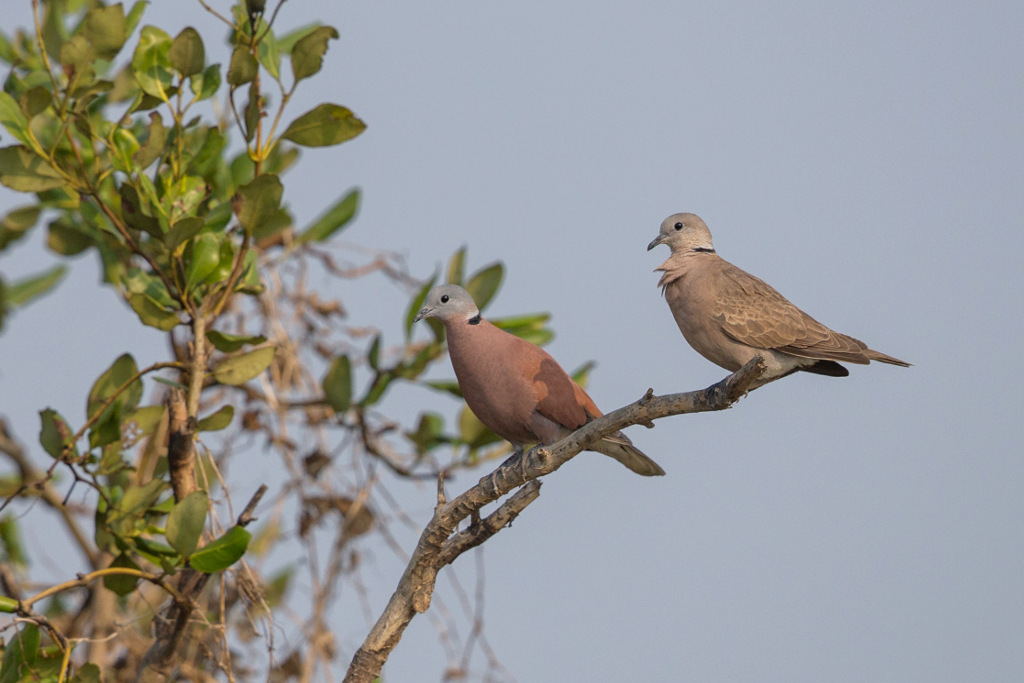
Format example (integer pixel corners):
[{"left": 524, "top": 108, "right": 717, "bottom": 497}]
[
  {"left": 414, "top": 285, "right": 665, "bottom": 476},
  {"left": 648, "top": 213, "right": 909, "bottom": 386}
]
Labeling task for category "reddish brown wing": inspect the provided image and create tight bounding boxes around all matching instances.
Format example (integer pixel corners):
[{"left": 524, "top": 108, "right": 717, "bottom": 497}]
[{"left": 528, "top": 350, "right": 590, "bottom": 431}]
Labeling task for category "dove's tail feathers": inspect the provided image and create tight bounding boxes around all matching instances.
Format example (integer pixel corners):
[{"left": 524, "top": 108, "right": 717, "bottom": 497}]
[
  {"left": 590, "top": 432, "right": 665, "bottom": 477},
  {"left": 866, "top": 349, "right": 911, "bottom": 367}
]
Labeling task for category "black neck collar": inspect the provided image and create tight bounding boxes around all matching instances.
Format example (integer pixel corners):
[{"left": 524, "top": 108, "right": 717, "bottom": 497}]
[
  {"left": 467, "top": 314, "right": 482, "bottom": 325},
  {"left": 692, "top": 247, "right": 716, "bottom": 253}
]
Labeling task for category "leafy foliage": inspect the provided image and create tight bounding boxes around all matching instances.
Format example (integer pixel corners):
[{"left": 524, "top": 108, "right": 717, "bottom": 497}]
[{"left": 0, "top": 1, "right": 561, "bottom": 680}]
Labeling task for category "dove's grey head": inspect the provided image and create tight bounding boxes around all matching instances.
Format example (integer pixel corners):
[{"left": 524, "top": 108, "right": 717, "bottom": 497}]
[
  {"left": 647, "top": 213, "right": 715, "bottom": 253},
  {"left": 413, "top": 284, "right": 481, "bottom": 324}
]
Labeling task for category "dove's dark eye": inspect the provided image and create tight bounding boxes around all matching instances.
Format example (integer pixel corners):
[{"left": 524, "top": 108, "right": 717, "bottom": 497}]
[
  {"left": 674, "top": 222, "right": 684, "bottom": 231},
  {"left": 440, "top": 294, "right": 450, "bottom": 303}
]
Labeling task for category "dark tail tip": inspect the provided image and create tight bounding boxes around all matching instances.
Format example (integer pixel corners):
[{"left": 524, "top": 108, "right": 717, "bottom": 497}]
[{"left": 800, "top": 360, "right": 850, "bottom": 377}]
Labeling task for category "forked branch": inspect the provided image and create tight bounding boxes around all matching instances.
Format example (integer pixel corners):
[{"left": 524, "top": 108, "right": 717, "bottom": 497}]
[{"left": 343, "top": 356, "right": 767, "bottom": 682}]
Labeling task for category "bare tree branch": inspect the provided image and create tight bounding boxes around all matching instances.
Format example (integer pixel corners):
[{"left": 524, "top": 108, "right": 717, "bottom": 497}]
[
  {"left": 343, "top": 356, "right": 767, "bottom": 682},
  {"left": 136, "top": 484, "right": 267, "bottom": 682},
  {"left": 0, "top": 418, "right": 100, "bottom": 569},
  {"left": 166, "top": 389, "right": 198, "bottom": 503}
]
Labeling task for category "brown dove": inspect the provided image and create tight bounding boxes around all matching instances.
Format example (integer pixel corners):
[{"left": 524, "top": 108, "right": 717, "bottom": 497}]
[
  {"left": 413, "top": 285, "right": 665, "bottom": 476},
  {"left": 648, "top": 213, "right": 909, "bottom": 386}
]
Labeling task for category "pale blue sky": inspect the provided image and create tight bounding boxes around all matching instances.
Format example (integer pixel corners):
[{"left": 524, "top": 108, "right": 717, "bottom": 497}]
[{"left": 2, "top": 1, "right": 1023, "bottom": 681}]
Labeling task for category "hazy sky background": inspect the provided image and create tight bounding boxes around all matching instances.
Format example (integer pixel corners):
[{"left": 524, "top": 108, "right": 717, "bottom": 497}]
[{"left": 2, "top": 1, "right": 1023, "bottom": 681}]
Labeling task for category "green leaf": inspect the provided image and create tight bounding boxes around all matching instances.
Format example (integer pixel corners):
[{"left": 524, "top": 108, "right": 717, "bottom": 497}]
[
  {"left": 360, "top": 370, "right": 396, "bottom": 407},
  {"left": 0, "top": 596, "right": 18, "bottom": 613},
  {"left": 491, "top": 312, "right": 554, "bottom": 346},
  {"left": 133, "top": 111, "right": 166, "bottom": 169},
  {"left": 119, "top": 182, "right": 162, "bottom": 237},
  {"left": 243, "top": 80, "right": 260, "bottom": 143},
  {"left": 203, "top": 238, "right": 235, "bottom": 287},
  {"left": 132, "top": 25, "right": 174, "bottom": 101},
  {"left": 570, "top": 361, "right": 597, "bottom": 388},
  {"left": 206, "top": 330, "right": 267, "bottom": 353},
  {"left": 405, "top": 411, "right": 447, "bottom": 455},
  {"left": 190, "top": 63, "right": 221, "bottom": 102},
  {"left": 96, "top": 440, "right": 126, "bottom": 476},
  {"left": 123, "top": 268, "right": 177, "bottom": 308},
  {"left": 164, "top": 175, "right": 208, "bottom": 223},
  {"left": 405, "top": 274, "right": 437, "bottom": 340},
  {"left": 125, "top": 1, "right": 148, "bottom": 37},
  {"left": 187, "top": 126, "right": 227, "bottom": 177},
  {"left": 0, "top": 206, "right": 40, "bottom": 250},
  {"left": 232, "top": 173, "right": 282, "bottom": 234},
  {"left": 103, "top": 553, "right": 140, "bottom": 596},
  {"left": 132, "top": 536, "right": 179, "bottom": 562},
  {"left": 185, "top": 233, "right": 222, "bottom": 289},
  {"left": 72, "top": 663, "right": 103, "bottom": 683},
  {"left": 0, "top": 516, "right": 26, "bottom": 568},
  {"left": 6, "top": 265, "right": 66, "bottom": 306},
  {"left": 164, "top": 216, "right": 204, "bottom": 250},
  {"left": 276, "top": 22, "right": 322, "bottom": 54},
  {"left": 121, "top": 480, "right": 167, "bottom": 513},
  {"left": 238, "top": 249, "right": 264, "bottom": 293},
  {"left": 166, "top": 490, "right": 208, "bottom": 557},
  {"left": 367, "top": 334, "right": 381, "bottom": 371},
  {"left": 39, "top": 408, "right": 74, "bottom": 459},
  {"left": 78, "top": 3, "right": 127, "bottom": 60},
  {"left": 396, "top": 340, "right": 443, "bottom": 380},
  {"left": 459, "top": 406, "right": 502, "bottom": 450},
  {"left": 107, "top": 479, "right": 166, "bottom": 538},
  {"left": 111, "top": 128, "right": 141, "bottom": 173},
  {"left": 201, "top": 237, "right": 234, "bottom": 286},
  {"left": 251, "top": 207, "right": 291, "bottom": 241},
  {"left": 170, "top": 27, "right": 205, "bottom": 78},
  {"left": 197, "top": 405, "right": 234, "bottom": 432},
  {"left": 424, "top": 379, "right": 462, "bottom": 398},
  {"left": 212, "top": 346, "right": 276, "bottom": 385},
  {"left": 465, "top": 262, "right": 503, "bottom": 311},
  {"left": 290, "top": 26, "right": 338, "bottom": 83},
  {"left": 0, "top": 624, "right": 39, "bottom": 683},
  {"left": 40, "top": 0, "right": 67, "bottom": 63},
  {"left": 446, "top": 246, "right": 466, "bottom": 286},
  {"left": 134, "top": 169, "right": 163, "bottom": 212},
  {"left": 227, "top": 45, "right": 257, "bottom": 87},
  {"left": 47, "top": 217, "right": 92, "bottom": 256},
  {"left": 0, "top": 145, "right": 65, "bottom": 192},
  {"left": 0, "top": 31, "right": 15, "bottom": 64},
  {"left": 19, "top": 87, "right": 52, "bottom": 120},
  {"left": 323, "top": 355, "right": 352, "bottom": 412},
  {"left": 128, "top": 293, "right": 179, "bottom": 330},
  {"left": 89, "top": 404, "right": 122, "bottom": 449},
  {"left": 189, "top": 525, "right": 251, "bottom": 573},
  {"left": 296, "top": 188, "right": 359, "bottom": 244},
  {"left": 203, "top": 237, "right": 236, "bottom": 285},
  {"left": 88, "top": 353, "right": 142, "bottom": 420},
  {"left": 127, "top": 405, "right": 165, "bottom": 437},
  {"left": 35, "top": 185, "right": 80, "bottom": 210},
  {"left": 59, "top": 33, "right": 96, "bottom": 75},
  {"left": 0, "top": 91, "right": 31, "bottom": 147},
  {"left": 280, "top": 103, "right": 366, "bottom": 147},
  {"left": 153, "top": 377, "right": 186, "bottom": 389},
  {"left": 256, "top": 30, "right": 281, "bottom": 81},
  {"left": 263, "top": 566, "right": 294, "bottom": 607}
]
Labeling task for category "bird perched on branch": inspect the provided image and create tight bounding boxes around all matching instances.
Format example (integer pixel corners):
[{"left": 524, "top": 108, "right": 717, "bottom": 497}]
[
  {"left": 648, "top": 213, "right": 909, "bottom": 387},
  {"left": 413, "top": 285, "right": 665, "bottom": 476}
]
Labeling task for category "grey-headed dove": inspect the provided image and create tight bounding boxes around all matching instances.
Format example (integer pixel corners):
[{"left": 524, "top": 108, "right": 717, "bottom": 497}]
[
  {"left": 648, "top": 213, "right": 909, "bottom": 386},
  {"left": 414, "top": 285, "right": 665, "bottom": 477}
]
